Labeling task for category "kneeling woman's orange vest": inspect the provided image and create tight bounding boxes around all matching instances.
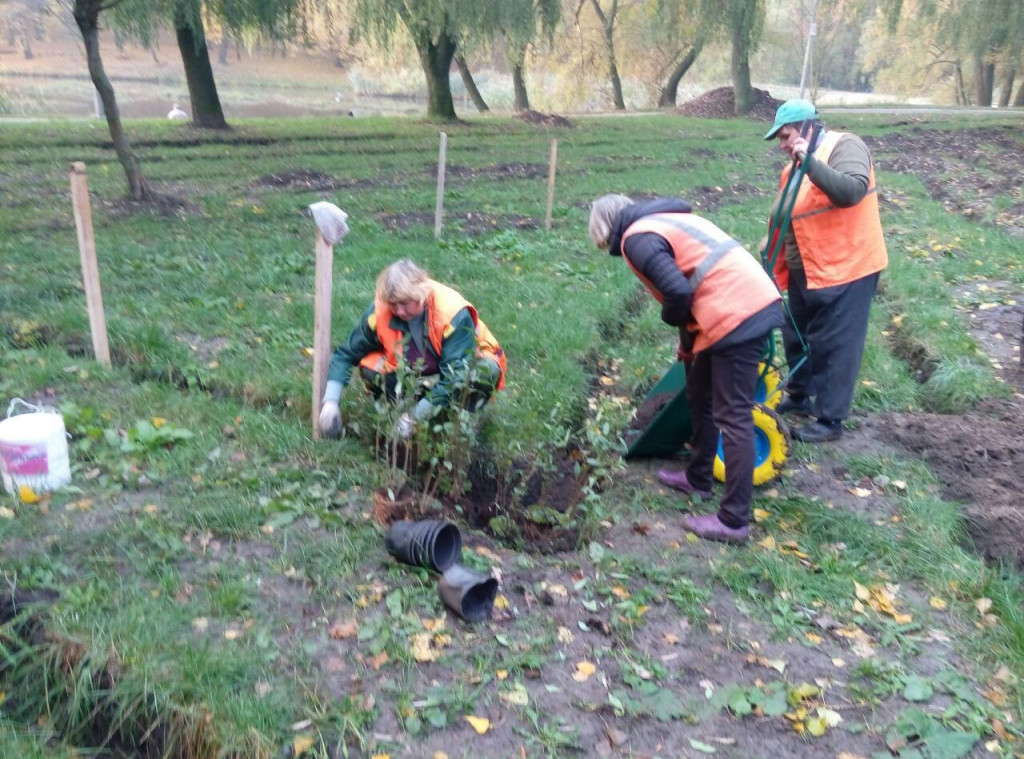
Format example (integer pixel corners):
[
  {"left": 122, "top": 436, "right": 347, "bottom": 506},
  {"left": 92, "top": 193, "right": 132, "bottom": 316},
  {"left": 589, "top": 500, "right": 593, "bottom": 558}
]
[
  {"left": 621, "top": 213, "right": 781, "bottom": 354},
  {"left": 357, "top": 281, "right": 506, "bottom": 390}
]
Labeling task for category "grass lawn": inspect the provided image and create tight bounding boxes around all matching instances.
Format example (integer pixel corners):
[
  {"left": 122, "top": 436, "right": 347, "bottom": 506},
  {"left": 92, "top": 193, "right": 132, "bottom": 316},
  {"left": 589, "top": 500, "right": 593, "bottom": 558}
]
[{"left": 1, "top": 111, "right": 1023, "bottom": 758}]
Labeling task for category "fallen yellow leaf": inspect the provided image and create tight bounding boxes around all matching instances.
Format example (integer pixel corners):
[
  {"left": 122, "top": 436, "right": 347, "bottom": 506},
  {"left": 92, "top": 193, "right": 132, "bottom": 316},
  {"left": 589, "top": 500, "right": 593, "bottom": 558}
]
[
  {"left": 572, "top": 661, "right": 597, "bottom": 682},
  {"left": 557, "top": 626, "right": 574, "bottom": 644},
  {"left": 757, "top": 535, "right": 776, "bottom": 551},
  {"left": 293, "top": 734, "right": 315, "bottom": 756},
  {"left": 0, "top": 507, "right": 14, "bottom": 519},
  {"left": 152, "top": 417, "right": 167, "bottom": 428},
  {"left": 434, "top": 753, "right": 450, "bottom": 759},
  {"left": 929, "top": 596, "right": 948, "bottom": 610},
  {"left": 410, "top": 633, "right": 438, "bottom": 662},
  {"left": 465, "top": 715, "right": 490, "bottom": 734},
  {"left": 18, "top": 484, "right": 39, "bottom": 504},
  {"left": 976, "top": 598, "right": 993, "bottom": 615},
  {"left": 804, "top": 632, "right": 823, "bottom": 645},
  {"left": 753, "top": 508, "right": 771, "bottom": 522},
  {"left": 371, "top": 754, "right": 390, "bottom": 759},
  {"left": 494, "top": 594, "right": 509, "bottom": 610},
  {"left": 495, "top": 669, "right": 508, "bottom": 680},
  {"left": 611, "top": 585, "right": 630, "bottom": 599}
]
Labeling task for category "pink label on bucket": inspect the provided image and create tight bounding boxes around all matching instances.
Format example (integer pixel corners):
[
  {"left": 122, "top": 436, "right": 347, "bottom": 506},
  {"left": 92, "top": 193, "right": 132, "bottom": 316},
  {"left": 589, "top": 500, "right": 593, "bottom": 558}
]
[{"left": 0, "top": 442, "right": 49, "bottom": 475}]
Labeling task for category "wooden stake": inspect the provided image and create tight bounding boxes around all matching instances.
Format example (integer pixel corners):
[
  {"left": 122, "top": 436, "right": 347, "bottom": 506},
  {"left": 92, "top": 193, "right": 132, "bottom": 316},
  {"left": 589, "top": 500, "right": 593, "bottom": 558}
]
[
  {"left": 545, "top": 138, "right": 559, "bottom": 232},
  {"left": 434, "top": 131, "right": 447, "bottom": 238},
  {"left": 312, "top": 230, "right": 333, "bottom": 440},
  {"left": 69, "top": 162, "right": 111, "bottom": 367}
]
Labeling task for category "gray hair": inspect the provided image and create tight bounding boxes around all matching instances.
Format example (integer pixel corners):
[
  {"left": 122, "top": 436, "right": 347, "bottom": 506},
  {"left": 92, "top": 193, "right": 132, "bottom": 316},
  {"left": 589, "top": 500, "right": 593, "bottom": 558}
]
[
  {"left": 376, "top": 259, "right": 430, "bottom": 304},
  {"left": 588, "top": 194, "right": 634, "bottom": 249}
]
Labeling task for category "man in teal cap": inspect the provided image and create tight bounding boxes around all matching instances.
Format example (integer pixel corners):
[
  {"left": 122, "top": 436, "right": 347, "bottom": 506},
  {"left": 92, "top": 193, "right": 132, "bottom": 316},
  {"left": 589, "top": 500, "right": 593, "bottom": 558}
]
[{"left": 762, "top": 99, "right": 888, "bottom": 443}]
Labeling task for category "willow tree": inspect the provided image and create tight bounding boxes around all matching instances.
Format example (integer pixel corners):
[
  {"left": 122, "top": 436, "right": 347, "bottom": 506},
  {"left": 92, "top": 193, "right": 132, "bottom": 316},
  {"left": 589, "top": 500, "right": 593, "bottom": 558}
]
[
  {"left": 500, "top": 0, "right": 560, "bottom": 112},
  {"left": 579, "top": 0, "right": 625, "bottom": 110},
  {"left": 726, "top": 0, "right": 764, "bottom": 115},
  {"left": 111, "top": 0, "right": 298, "bottom": 129},
  {"left": 355, "top": 0, "right": 555, "bottom": 120},
  {"left": 73, "top": 0, "right": 150, "bottom": 200}
]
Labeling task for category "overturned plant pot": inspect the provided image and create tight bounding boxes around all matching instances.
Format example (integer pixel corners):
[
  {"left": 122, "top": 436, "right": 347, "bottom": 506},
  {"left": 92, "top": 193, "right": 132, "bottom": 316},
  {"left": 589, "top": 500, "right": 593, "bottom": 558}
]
[
  {"left": 385, "top": 519, "right": 462, "bottom": 573},
  {"left": 439, "top": 564, "right": 498, "bottom": 622}
]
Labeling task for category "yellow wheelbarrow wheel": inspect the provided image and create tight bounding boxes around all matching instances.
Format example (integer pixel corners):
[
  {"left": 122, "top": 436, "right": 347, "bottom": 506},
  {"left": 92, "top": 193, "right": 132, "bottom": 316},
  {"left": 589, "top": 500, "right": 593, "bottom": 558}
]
[
  {"left": 713, "top": 404, "right": 790, "bottom": 486},
  {"left": 755, "top": 362, "right": 783, "bottom": 410}
]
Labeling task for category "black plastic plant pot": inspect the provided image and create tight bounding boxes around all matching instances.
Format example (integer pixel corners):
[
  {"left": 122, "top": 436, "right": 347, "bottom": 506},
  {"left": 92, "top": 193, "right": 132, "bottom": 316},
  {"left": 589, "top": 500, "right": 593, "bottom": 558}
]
[
  {"left": 439, "top": 564, "right": 499, "bottom": 622},
  {"left": 385, "top": 519, "right": 462, "bottom": 573}
]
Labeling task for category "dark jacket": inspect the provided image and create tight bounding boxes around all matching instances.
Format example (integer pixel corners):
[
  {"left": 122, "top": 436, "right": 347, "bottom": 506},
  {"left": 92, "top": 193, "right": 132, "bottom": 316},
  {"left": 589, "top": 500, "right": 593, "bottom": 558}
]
[{"left": 611, "top": 198, "right": 783, "bottom": 352}]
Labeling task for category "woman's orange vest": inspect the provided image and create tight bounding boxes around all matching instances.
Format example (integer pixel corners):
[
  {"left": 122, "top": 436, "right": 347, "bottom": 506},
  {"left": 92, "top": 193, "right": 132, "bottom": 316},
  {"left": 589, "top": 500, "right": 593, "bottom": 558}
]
[
  {"left": 357, "top": 281, "right": 506, "bottom": 390},
  {"left": 621, "top": 213, "right": 781, "bottom": 354},
  {"left": 774, "top": 130, "right": 888, "bottom": 291}
]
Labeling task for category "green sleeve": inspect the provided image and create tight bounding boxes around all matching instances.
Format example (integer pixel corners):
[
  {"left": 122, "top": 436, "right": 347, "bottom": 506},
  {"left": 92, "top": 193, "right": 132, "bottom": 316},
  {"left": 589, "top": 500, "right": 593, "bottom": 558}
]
[
  {"left": 327, "top": 302, "right": 382, "bottom": 390},
  {"left": 427, "top": 308, "right": 477, "bottom": 408}
]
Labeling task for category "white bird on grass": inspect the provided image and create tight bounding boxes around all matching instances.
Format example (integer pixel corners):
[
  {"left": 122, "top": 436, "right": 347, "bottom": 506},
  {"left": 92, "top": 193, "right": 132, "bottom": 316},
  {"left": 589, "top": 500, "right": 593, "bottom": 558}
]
[{"left": 167, "top": 103, "right": 188, "bottom": 120}]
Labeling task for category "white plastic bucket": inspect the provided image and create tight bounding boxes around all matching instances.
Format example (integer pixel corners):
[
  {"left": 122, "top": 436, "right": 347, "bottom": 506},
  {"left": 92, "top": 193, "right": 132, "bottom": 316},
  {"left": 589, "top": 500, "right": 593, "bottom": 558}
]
[{"left": 0, "top": 398, "right": 72, "bottom": 497}]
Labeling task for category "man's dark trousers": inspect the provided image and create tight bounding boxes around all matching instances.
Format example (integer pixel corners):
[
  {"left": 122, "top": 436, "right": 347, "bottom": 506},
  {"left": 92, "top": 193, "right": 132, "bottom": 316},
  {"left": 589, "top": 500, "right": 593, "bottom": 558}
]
[
  {"left": 684, "top": 335, "right": 764, "bottom": 529},
  {"left": 782, "top": 268, "right": 879, "bottom": 422}
]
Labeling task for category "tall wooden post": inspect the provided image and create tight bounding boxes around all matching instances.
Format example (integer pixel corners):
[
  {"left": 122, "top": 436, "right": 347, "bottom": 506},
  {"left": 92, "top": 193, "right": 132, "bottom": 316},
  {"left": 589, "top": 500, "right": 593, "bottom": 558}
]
[
  {"left": 434, "top": 132, "right": 448, "bottom": 238},
  {"left": 69, "top": 162, "right": 111, "bottom": 367},
  {"left": 312, "top": 231, "right": 333, "bottom": 440},
  {"left": 545, "top": 139, "right": 559, "bottom": 232}
]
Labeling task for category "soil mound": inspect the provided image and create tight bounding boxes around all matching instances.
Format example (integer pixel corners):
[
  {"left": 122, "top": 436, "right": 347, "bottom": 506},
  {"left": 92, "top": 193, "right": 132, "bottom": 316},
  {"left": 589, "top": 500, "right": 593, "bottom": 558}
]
[
  {"left": 880, "top": 411, "right": 1024, "bottom": 566},
  {"left": 677, "top": 86, "right": 782, "bottom": 120},
  {"left": 516, "top": 109, "right": 574, "bottom": 128}
]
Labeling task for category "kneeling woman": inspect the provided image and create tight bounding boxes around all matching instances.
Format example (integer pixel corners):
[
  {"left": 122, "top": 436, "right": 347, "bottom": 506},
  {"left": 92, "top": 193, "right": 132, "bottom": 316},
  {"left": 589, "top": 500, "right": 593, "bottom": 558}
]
[
  {"left": 318, "top": 259, "right": 506, "bottom": 439},
  {"left": 589, "top": 195, "right": 783, "bottom": 544}
]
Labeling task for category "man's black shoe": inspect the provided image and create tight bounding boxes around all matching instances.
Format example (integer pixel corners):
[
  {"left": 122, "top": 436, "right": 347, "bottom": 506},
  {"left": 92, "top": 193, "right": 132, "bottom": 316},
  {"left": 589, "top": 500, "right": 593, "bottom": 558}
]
[
  {"left": 776, "top": 396, "right": 812, "bottom": 415},
  {"left": 792, "top": 420, "right": 842, "bottom": 443}
]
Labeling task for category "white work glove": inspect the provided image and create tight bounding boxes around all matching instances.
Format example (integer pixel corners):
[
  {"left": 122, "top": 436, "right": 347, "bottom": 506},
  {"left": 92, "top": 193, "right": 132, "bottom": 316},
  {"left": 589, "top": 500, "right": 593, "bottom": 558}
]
[
  {"left": 395, "top": 412, "right": 415, "bottom": 440},
  {"left": 319, "top": 401, "right": 342, "bottom": 438}
]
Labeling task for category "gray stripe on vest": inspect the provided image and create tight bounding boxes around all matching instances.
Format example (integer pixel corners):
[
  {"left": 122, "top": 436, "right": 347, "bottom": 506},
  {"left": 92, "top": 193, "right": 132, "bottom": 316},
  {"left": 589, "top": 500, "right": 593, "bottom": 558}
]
[
  {"left": 645, "top": 214, "right": 741, "bottom": 290},
  {"left": 791, "top": 186, "right": 878, "bottom": 222}
]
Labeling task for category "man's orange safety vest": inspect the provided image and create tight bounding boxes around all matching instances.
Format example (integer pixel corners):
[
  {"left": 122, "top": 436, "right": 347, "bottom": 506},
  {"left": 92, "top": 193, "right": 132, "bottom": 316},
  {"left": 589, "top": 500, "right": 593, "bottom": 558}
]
[
  {"left": 774, "top": 130, "right": 888, "bottom": 290},
  {"left": 621, "top": 213, "right": 781, "bottom": 354},
  {"left": 358, "top": 281, "right": 506, "bottom": 390}
]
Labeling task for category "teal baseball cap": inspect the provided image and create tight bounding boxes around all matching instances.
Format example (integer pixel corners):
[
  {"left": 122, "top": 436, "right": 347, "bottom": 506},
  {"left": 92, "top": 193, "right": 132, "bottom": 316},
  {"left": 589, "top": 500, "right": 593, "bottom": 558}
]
[{"left": 764, "top": 99, "right": 818, "bottom": 140}]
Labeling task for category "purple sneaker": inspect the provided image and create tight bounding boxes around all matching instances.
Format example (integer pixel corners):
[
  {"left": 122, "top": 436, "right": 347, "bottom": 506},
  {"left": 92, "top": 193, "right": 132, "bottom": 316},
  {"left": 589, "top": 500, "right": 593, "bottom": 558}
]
[
  {"left": 657, "top": 469, "right": 712, "bottom": 500},
  {"left": 682, "top": 513, "right": 749, "bottom": 545}
]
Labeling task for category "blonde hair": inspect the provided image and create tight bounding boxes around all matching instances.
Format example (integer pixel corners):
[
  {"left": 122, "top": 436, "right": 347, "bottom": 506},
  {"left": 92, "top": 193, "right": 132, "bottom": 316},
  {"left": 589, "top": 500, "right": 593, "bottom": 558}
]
[
  {"left": 376, "top": 259, "right": 430, "bottom": 304},
  {"left": 588, "top": 194, "right": 634, "bottom": 249}
]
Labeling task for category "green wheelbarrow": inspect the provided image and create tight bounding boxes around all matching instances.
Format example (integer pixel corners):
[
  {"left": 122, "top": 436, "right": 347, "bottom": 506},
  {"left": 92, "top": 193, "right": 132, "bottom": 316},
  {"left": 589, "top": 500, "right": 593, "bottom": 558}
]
[{"left": 623, "top": 361, "right": 790, "bottom": 486}]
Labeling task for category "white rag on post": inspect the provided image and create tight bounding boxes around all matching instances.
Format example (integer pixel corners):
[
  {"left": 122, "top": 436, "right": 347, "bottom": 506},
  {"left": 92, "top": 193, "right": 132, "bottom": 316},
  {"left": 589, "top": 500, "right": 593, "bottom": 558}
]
[{"left": 307, "top": 201, "right": 350, "bottom": 245}]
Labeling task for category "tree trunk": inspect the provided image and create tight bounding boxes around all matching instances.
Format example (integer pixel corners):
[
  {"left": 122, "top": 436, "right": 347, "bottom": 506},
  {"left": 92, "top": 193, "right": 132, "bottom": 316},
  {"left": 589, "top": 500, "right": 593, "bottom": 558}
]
[
  {"left": 1014, "top": 76, "right": 1024, "bottom": 106},
  {"left": 973, "top": 54, "right": 993, "bottom": 106},
  {"left": 954, "top": 60, "right": 968, "bottom": 105},
  {"left": 731, "top": 24, "right": 753, "bottom": 115},
  {"left": 510, "top": 44, "right": 530, "bottom": 112},
  {"left": 174, "top": 0, "right": 228, "bottom": 129},
  {"left": 588, "top": 0, "right": 624, "bottom": 110},
  {"left": 998, "top": 67, "right": 1014, "bottom": 107},
  {"left": 657, "top": 42, "right": 702, "bottom": 108},
  {"left": 455, "top": 55, "right": 489, "bottom": 112},
  {"left": 407, "top": 20, "right": 457, "bottom": 121},
  {"left": 73, "top": 0, "right": 149, "bottom": 201}
]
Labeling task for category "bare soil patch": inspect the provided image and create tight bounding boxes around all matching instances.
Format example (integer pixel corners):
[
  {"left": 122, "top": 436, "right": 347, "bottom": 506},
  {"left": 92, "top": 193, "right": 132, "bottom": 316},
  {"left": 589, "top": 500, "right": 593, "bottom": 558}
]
[
  {"left": 95, "top": 191, "right": 203, "bottom": 219},
  {"left": 866, "top": 126, "right": 1024, "bottom": 234},
  {"left": 515, "top": 109, "right": 574, "bottom": 128},
  {"left": 677, "top": 87, "right": 783, "bottom": 120},
  {"left": 955, "top": 279, "right": 1024, "bottom": 393},
  {"left": 430, "top": 162, "right": 549, "bottom": 181},
  {"left": 879, "top": 411, "right": 1024, "bottom": 566}
]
